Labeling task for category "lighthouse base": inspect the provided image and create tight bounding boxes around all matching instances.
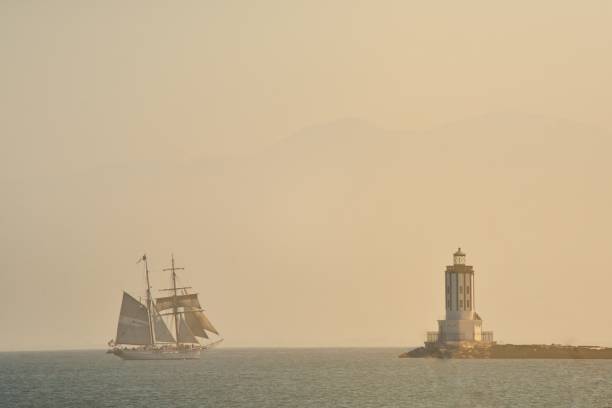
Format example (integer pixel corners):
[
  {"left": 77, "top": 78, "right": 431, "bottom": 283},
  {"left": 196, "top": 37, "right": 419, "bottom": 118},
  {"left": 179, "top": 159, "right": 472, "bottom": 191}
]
[{"left": 437, "top": 319, "right": 494, "bottom": 343}]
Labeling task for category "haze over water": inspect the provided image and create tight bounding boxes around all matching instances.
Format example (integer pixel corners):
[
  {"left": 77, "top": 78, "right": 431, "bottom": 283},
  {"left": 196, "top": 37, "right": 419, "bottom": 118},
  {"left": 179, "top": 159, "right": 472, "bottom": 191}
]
[{"left": 2, "top": 0, "right": 612, "bottom": 355}]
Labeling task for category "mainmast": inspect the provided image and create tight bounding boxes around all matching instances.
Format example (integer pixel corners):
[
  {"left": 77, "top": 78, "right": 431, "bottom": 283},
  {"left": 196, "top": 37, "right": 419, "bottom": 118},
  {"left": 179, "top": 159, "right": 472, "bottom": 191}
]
[
  {"left": 155, "top": 255, "right": 219, "bottom": 346},
  {"left": 142, "top": 254, "right": 155, "bottom": 346},
  {"left": 163, "top": 254, "right": 184, "bottom": 348}
]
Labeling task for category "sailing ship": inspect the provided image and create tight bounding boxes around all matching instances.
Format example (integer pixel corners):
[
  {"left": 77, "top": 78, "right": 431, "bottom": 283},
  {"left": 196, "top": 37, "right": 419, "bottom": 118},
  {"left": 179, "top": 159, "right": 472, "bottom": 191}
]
[{"left": 109, "top": 254, "right": 222, "bottom": 360}]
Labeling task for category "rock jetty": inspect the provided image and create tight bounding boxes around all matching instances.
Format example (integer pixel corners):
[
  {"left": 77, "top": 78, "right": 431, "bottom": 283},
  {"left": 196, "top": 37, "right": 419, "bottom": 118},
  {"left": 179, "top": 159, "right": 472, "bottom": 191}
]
[{"left": 399, "top": 343, "right": 612, "bottom": 359}]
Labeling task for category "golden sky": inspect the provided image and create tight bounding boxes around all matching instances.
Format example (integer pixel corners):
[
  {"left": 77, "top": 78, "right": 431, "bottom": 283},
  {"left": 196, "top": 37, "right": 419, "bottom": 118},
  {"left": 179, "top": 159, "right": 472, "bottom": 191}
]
[{"left": 1, "top": 1, "right": 612, "bottom": 350}]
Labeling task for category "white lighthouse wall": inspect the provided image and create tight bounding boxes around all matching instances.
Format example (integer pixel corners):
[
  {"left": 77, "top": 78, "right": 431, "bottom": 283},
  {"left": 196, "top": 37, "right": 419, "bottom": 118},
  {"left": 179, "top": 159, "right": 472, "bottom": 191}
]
[
  {"left": 447, "top": 310, "right": 474, "bottom": 320},
  {"left": 445, "top": 270, "right": 475, "bottom": 321}
]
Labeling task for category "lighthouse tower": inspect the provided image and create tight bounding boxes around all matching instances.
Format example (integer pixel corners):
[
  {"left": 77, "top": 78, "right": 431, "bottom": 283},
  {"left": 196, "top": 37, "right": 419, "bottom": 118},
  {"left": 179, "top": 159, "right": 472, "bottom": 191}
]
[{"left": 433, "top": 248, "right": 494, "bottom": 345}]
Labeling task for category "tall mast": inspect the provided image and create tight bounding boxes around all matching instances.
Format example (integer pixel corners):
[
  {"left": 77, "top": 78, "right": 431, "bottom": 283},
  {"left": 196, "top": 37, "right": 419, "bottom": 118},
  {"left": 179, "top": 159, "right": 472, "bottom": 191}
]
[
  {"left": 163, "top": 254, "right": 184, "bottom": 348},
  {"left": 143, "top": 254, "right": 155, "bottom": 346}
]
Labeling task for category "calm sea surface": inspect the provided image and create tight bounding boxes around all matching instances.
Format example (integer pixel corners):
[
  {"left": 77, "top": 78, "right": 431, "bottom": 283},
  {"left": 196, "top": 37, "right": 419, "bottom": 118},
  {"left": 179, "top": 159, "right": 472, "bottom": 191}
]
[{"left": 1, "top": 348, "right": 611, "bottom": 407}]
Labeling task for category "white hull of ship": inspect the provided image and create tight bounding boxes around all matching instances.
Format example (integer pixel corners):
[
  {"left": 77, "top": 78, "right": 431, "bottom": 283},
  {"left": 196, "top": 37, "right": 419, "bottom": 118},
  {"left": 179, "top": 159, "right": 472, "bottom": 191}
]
[{"left": 112, "top": 348, "right": 201, "bottom": 360}]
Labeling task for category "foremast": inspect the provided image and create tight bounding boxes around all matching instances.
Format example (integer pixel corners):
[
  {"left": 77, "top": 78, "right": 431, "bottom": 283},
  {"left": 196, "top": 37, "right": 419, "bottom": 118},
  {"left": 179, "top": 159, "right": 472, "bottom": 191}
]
[
  {"left": 114, "top": 254, "right": 164, "bottom": 347},
  {"left": 142, "top": 254, "right": 155, "bottom": 346}
]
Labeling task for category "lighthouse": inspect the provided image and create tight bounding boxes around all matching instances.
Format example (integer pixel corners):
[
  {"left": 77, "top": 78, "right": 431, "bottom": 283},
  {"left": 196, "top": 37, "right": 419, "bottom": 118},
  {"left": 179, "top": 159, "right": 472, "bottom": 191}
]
[{"left": 427, "top": 248, "right": 494, "bottom": 345}]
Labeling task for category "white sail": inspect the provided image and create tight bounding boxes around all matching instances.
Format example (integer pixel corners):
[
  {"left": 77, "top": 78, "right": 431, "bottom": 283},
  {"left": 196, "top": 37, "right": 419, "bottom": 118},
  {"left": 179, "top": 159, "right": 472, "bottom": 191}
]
[
  {"left": 184, "top": 310, "right": 208, "bottom": 338},
  {"left": 153, "top": 306, "right": 175, "bottom": 343},
  {"left": 177, "top": 315, "right": 198, "bottom": 343},
  {"left": 155, "top": 293, "right": 201, "bottom": 311},
  {"left": 185, "top": 309, "right": 218, "bottom": 336},
  {"left": 197, "top": 311, "right": 218, "bottom": 335},
  {"left": 116, "top": 292, "right": 152, "bottom": 345}
]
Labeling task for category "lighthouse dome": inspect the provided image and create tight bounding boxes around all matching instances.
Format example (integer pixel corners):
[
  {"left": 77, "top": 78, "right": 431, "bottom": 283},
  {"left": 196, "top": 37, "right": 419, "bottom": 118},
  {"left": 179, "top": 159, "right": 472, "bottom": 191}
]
[{"left": 453, "top": 248, "right": 466, "bottom": 265}]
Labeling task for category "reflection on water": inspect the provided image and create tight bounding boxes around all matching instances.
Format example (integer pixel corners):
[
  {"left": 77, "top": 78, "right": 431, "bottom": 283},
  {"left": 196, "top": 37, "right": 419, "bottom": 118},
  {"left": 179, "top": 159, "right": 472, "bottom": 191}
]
[{"left": 1, "top": 348, "right": 611, "bottom": 407}]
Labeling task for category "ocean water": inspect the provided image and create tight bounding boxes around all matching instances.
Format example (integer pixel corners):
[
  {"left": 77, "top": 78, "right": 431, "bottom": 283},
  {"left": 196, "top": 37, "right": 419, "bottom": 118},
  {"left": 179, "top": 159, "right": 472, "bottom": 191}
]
[{"left": 1, "top": 348, "right": 611, "bottom": 407}]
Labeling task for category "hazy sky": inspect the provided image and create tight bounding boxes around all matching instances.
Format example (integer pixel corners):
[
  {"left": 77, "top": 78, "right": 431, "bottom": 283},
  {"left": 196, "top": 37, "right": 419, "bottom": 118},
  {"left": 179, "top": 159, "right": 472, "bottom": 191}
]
[{"left": 1, "top": 1, "right": 612, "bottom": 350}]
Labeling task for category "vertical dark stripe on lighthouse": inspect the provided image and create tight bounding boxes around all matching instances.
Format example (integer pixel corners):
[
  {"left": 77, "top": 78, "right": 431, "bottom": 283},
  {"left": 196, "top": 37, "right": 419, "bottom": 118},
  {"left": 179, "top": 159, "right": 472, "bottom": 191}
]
[
  {"left": 455, "top": 272, "right": 459, "bottom": 311},
  {"left": 472, "top": 272, "right": 475, "bottom": 311},
  {"left": 463, "top": 272, "right": 466, "bottom": 310},
  {"left": 445, "top": 271, "right": 449, "bottom": 310}
]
